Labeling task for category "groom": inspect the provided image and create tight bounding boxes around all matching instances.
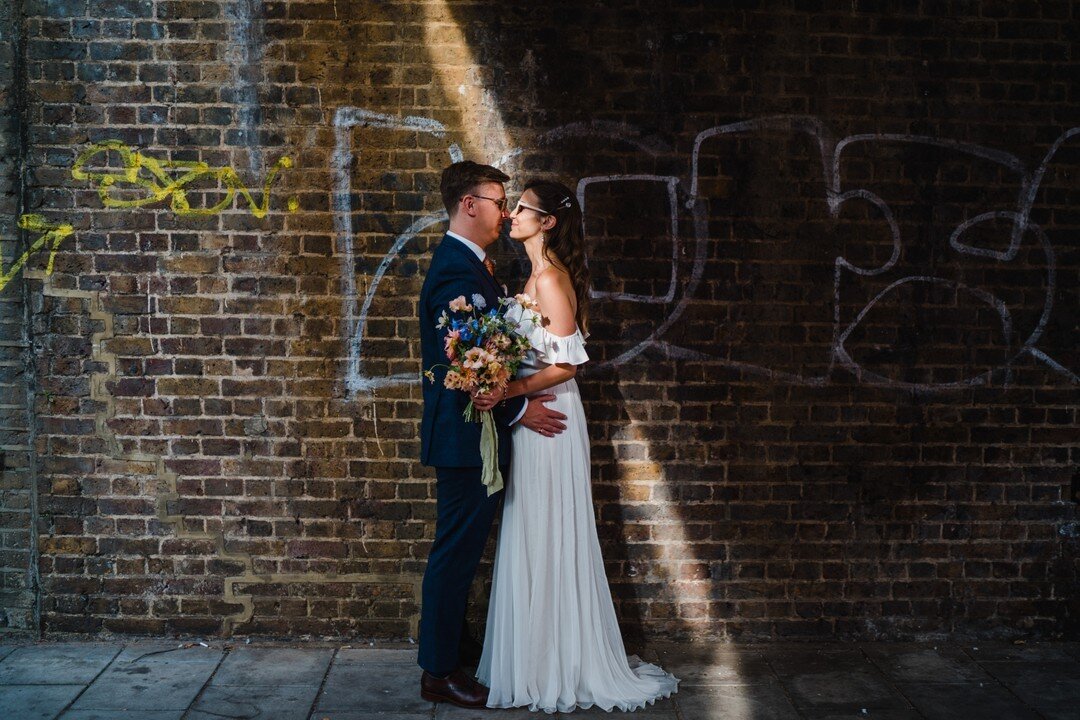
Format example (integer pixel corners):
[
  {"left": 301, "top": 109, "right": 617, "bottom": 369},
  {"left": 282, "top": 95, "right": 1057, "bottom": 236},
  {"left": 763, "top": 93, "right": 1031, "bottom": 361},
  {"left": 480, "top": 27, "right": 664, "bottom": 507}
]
[{"left": 417, "top": 161, "right": 568, "bottom": 708}]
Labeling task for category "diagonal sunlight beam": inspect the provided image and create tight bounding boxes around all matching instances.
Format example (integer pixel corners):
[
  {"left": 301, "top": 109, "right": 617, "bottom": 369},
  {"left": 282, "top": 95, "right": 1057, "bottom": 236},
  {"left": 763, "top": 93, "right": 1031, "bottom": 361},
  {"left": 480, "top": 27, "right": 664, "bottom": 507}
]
[{"left": 421, "top": 1, "right": 513, "bottom": 163}]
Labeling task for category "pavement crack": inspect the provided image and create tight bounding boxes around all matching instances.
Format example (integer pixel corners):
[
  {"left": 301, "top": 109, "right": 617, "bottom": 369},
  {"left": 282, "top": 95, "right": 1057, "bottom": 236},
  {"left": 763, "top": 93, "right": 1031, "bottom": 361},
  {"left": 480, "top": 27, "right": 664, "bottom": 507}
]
[
  {"left": 178, "top": 643, "right": 229, "bottom": 720},
  {"left": 306, "top": 645, "right": 340, "bottom": 720},
  {"left": 127, "top": 641, "right": 210, "bottom": 664}
]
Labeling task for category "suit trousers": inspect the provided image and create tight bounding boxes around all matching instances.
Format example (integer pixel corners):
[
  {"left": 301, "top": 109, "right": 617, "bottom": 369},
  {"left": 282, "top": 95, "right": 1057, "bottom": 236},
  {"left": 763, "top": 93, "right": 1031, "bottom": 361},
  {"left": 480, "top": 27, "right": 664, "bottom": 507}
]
[{"left": 417, "top": 465, "right": 506, "bottom": 676}]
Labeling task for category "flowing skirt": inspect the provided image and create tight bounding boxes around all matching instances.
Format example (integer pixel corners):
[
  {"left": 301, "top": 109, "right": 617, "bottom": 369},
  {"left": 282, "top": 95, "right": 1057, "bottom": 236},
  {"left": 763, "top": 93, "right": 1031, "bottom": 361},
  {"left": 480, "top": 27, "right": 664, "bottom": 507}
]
[{"left": 477, "top": 377, "right": 679, "bottom": 713}]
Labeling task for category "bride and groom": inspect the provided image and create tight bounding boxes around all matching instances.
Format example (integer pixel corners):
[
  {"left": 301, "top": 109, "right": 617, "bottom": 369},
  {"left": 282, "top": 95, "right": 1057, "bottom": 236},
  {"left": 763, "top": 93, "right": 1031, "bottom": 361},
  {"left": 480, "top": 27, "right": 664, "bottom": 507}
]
[{"left": 417, "top": 161, "right": 679, "bottom": 713}]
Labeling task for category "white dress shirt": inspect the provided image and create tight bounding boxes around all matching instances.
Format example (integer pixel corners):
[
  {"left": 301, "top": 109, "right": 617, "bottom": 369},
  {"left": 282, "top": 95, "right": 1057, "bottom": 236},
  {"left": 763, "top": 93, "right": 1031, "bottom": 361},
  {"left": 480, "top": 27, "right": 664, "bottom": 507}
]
[{"left": 446, "top": 230, "right": 487, "bottom": 262}]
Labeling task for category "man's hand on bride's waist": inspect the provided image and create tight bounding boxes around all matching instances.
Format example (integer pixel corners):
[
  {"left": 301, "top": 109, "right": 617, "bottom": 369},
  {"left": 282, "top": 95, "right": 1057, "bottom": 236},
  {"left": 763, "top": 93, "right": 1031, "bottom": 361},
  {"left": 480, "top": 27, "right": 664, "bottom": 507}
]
[{"left": 520, "top": 394, "right": 567, "bottom": 437}]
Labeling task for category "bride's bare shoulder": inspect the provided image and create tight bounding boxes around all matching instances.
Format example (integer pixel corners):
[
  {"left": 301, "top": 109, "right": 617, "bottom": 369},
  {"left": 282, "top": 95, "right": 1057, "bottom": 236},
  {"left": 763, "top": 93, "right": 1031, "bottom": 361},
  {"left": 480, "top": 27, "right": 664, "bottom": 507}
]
[
  {"left": 534, "top": 265, "right": 572, "bottom": 295},
  {"left": 533, "top": 267, "right": 576, "bottom": 333}
]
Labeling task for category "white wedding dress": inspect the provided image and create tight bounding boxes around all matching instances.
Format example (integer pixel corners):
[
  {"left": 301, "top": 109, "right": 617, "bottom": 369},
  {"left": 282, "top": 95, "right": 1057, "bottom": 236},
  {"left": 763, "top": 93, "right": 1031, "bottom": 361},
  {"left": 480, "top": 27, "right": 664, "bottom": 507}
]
[{"left": 477, "top": 301, "right": 679, "bottom": 714}]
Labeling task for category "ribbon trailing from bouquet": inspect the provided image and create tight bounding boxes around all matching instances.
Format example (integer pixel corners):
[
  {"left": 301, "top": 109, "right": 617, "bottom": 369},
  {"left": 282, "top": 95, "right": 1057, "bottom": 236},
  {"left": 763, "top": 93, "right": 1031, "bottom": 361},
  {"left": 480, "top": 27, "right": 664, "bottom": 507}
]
[{"left": 480, "top": 409, "right": 502, "bottom": 496}]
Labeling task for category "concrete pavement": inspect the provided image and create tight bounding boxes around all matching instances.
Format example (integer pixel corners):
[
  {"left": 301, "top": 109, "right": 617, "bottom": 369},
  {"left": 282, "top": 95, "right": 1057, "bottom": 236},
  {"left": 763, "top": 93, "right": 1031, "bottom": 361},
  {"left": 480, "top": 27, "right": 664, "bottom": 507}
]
[{"left": 0, "top": 638, "right": 1077, "bottom": 719}]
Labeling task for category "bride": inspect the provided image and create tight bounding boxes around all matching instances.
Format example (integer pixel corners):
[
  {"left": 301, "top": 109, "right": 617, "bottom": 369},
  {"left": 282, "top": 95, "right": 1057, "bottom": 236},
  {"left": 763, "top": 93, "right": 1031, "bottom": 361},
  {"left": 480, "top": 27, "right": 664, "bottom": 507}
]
[{"left": 471, "top": 180, "right": 679, "bottom": 713}]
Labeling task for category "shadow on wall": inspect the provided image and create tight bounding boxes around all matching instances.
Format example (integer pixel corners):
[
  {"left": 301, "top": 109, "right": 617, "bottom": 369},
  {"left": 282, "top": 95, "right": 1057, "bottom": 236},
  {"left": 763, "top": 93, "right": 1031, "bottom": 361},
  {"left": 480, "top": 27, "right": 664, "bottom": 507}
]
[
  {"left": 345, "top": 114, "right": 1080, "bottom": 640},
  {"left": 363, "top": 1, "right": 1079, "bottom": 642},
  {"left": 23, "top": 0, "right": 1078, "bottom": 642}
]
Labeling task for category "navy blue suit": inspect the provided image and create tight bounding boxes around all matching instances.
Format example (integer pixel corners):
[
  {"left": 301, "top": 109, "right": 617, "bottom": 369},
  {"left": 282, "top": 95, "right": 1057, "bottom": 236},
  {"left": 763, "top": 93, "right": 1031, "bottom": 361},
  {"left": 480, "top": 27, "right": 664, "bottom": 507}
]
[{"left": 417, "top": 234, "right": 526, "bottom": 676}]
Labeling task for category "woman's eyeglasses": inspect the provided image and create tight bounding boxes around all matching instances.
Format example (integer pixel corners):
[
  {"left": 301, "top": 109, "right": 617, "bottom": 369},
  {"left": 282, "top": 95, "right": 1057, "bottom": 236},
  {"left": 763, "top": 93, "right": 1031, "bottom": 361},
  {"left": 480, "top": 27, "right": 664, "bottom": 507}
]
[{"left": 512, "top": 200, "right": 549, "bottom": 215}]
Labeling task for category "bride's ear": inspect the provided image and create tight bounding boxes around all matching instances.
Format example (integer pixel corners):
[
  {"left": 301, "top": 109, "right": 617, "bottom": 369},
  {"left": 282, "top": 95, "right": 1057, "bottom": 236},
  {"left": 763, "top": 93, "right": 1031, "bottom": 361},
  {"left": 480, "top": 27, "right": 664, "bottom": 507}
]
[{"left": 541, "top": 214, "right": 557, "bottom": 232}]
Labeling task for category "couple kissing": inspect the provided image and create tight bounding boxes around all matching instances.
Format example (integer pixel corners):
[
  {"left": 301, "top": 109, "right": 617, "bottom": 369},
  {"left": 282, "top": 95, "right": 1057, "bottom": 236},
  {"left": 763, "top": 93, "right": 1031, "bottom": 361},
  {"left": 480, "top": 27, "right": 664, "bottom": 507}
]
[{"left": 416, "top": 160, "right": 679, "bottom": 713}]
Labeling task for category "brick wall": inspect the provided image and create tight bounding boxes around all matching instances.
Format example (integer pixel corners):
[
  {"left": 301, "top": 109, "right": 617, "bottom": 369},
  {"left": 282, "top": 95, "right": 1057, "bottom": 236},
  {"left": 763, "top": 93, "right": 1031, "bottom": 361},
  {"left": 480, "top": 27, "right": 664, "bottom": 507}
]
[
  {"left": 6, "top": 0, "right": 1079, "bottom": 641},
  {"left": 0, "top": 0, "right": 37, "bottom": 636}
]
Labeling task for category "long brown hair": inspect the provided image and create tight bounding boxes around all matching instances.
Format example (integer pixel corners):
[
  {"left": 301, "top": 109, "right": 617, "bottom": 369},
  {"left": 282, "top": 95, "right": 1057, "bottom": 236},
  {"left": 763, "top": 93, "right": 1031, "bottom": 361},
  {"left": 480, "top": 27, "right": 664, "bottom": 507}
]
[{"left": 523, "top": 179, "right": 590, "bottom": 334}]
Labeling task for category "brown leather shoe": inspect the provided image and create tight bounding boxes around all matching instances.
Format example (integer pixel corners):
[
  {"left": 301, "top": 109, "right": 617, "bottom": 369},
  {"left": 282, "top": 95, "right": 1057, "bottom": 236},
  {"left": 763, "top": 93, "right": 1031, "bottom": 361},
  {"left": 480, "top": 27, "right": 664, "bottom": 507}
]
[{"left": 420, "top": 668, "right": 489, "bottom": 708}]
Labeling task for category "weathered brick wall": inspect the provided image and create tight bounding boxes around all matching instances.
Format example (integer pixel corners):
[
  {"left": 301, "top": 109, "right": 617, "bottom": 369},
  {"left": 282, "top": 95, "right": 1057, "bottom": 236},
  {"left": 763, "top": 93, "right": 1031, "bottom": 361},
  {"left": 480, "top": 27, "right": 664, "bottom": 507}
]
[
  {"left": 8, "top": 0, "right": 1079, "bottom": 641},
  {"left": 0, "top": 0, "right": 37, "bottom": 636}
]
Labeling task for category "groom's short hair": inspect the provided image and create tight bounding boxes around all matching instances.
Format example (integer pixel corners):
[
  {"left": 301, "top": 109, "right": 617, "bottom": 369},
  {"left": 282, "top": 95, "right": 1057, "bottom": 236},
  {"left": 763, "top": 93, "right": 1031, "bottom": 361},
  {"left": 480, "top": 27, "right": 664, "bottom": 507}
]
[{"left": 441, "top": 161, "right": 510, "bottom": 217}]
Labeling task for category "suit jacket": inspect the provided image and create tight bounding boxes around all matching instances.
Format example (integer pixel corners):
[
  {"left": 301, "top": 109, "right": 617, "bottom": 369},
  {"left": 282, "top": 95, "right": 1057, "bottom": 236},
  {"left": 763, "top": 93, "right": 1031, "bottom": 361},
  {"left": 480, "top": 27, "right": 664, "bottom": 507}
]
[{"left": 419, "top": 234, "right": 527, "bottom": 467}]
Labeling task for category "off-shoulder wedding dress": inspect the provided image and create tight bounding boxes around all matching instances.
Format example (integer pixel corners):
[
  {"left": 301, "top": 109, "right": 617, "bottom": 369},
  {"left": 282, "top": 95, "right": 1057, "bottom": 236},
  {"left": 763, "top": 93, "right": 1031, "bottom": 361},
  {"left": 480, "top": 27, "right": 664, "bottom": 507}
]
[{"left": 476, "top": 301, "right": 679, "bottom": 714}]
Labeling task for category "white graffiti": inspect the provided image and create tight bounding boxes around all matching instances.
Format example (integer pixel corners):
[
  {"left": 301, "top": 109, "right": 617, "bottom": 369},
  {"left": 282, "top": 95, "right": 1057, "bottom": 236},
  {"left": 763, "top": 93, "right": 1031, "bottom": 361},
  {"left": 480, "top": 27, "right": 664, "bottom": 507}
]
[
  {"left": 681, "top": 117, "right": 1072, "bottom": 390},
  {"left": 333, "top": 108, "right": 450, "bottom": 395},
  {"left": 333, "top": 108, "right": 1078, "bottom": 398}
]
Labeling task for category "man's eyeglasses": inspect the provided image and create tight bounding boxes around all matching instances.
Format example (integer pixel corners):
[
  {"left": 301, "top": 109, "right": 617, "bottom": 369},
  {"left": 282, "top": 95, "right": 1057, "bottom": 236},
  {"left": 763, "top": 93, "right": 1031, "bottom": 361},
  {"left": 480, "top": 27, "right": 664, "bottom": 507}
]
[{"left": 467, "top": 194, "right": 509, "bottom": 213}]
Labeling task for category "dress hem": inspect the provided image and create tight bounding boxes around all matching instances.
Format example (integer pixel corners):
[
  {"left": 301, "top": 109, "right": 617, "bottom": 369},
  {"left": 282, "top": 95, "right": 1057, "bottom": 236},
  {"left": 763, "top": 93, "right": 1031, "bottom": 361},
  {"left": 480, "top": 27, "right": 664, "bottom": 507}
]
[{"left": 486, "top": 682, "right": 680, "bottom": 715}]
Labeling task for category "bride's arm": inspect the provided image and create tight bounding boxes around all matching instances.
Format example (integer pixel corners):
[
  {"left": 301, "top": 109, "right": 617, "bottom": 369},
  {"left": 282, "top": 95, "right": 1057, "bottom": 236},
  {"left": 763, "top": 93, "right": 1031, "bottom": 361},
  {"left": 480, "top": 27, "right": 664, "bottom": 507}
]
[
  {"left": 503, "top": 272, "right": 578, "bottom": 400},
  {"left": 505, "top": 361, "right": 576, "bottom": 400}
]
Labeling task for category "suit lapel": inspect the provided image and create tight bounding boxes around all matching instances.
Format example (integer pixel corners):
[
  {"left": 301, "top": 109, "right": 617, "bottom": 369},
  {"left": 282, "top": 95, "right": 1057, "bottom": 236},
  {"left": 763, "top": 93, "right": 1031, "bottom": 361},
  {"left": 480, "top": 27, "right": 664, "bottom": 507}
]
[{"left": 441, "top": 234, "right": 503, "bottom": 298}]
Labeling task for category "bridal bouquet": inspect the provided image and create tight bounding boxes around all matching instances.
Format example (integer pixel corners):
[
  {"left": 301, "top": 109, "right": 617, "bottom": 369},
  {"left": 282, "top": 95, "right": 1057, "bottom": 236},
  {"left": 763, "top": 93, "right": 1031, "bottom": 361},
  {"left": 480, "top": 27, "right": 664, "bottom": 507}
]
[{"left": 424, "top": 293, "right": 538, "bottom": 496}]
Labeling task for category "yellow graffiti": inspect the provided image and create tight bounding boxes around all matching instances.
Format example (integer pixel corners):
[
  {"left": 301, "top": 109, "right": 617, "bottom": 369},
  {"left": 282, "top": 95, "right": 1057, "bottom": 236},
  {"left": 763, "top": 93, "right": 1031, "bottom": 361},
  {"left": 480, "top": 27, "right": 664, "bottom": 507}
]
[
  {"left": 71, "top": 140, "right": 298, "bottom": 219},
  {"left": 1, "top": 141, "right": 298, "bottom": 293},
  {"left": 0, "top": 215, "right": 76, "bottom": 292}
]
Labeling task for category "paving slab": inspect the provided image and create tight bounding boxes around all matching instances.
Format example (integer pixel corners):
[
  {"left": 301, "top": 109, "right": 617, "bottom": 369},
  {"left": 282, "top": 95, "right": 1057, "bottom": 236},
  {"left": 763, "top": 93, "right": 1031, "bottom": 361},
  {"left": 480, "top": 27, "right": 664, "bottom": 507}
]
[
  {"left": 1038, "top": 711, "right": 1080, "bottom": 720},
  {"left": 650, "top": 643, "right": 775, "bottom": 685},
  {"left": 799, "top": 711, "right": 923, "bottom": 719},
  {"left": 779, "top": 669, "right": 912, "bottom": 713},
  {"left": 962, "top": 642, "right": 1077, "bottom": 663},
  {"left": 0, "top": 642, "right": 120, "bottom": 685},
  {"left": 60, "top": 712, "right": 184, "bottom": 720},
  {"left": 111, "top": 641, "right": 226, "bottom": 664},
  {"left": 315, "top": 661, "right": 431, "bottom": 715},
  {"left": 860, "top": 643, "right": 994, "bottom": 684},
  {"left": 762, "top": 645, "right": 879, "bottom": 677},
  {"left": 189, "top": 683, "right": 321, "bottom": 720},
  {"left": 977, "top": 662, "right": 1080, "bottom": 719},
  {"left": 210, "top": 646, "right": 334, "bottom": 686},
  {"left": 0, "top": 683, "right": 85, "bottom": 720},
  {"left": 569, "top": 701, "right": 679, "bottom": 718},
  {"left": 310, "top": 713, "right": 432, "bottom": 720},
  {"left": 435, "top": 705, "right": 557, "bottom": 719},
  {"left": 894, "top": 681, "right": 1041, "bottom": 720},
  {"left": 430, "top": 683, "right": 679, "bottom": 717},
  {"left": 977, "top": 660, "right": 1080, "bottom": 686},
  {"left": 336, "top": 647, "right": 419, "bottom": 664},
  {"left": 676, "top": 681, "right": 801, "bottom": 720},
  {"left": 69, "top": 643, "right": 223, "bottom": 711},
  {"left": 1, "top": 639, "right": 1077, "bottom": 719}
]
